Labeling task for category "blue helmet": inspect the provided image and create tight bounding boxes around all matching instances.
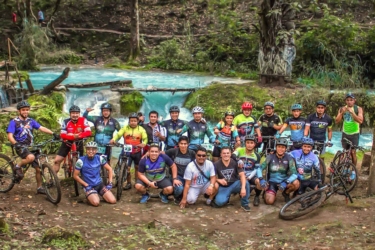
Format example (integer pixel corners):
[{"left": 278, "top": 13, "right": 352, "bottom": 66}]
[
  {"left": 316, "top": 100, "right": 327, "bottom": 107},
  {"left": 301, "top": 137, "right": 314, "bottom": 146},
  {"left": 291, "top": 103, "right": 302, "bottom": 110},
  {"left": 264, "top": 101, "right": 274, "bottom": 108}
]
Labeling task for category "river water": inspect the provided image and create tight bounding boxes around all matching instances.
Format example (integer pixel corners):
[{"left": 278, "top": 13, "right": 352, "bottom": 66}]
[{"left": 28, "top": 68, "right": 373, "bottom": 153}]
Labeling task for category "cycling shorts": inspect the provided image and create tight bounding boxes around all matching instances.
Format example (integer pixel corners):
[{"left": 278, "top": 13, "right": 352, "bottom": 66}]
[
  {"left": 57, "top": 142, "right": 84, "bottom": 158},
  {"left": 136, "top": 178, "right": 172, "bottom": 189},
  {"left": 266, "top": 181, "right": 280, "bottom": 195},
  {"left": 127, "top": 152, "right": 142, "bottom": 166},
  {"left": 84, "top": 182, "right": 109, "bottom": 198},
  {"left": 15, "top": 147, "right": 39, "bottom": 167}
]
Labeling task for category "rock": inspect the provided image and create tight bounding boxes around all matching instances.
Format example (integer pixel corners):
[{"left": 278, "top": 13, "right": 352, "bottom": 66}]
[
  {"left": 42, "top": 226, "right": 86, "bottom": 247},
  {"left": 361, "top": 152, "right": 371, "bottom": 175}
]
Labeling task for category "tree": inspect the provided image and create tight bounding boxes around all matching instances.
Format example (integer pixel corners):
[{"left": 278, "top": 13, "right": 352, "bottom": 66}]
[
  {"left": 367, "top": 125, "right": 375, "bottom": 195},
  {"left": 129, "top": 0, "right": 140, "bottom": 60},
  {"left": 257, "top": 0, "right": 298, "bottom": 84}
]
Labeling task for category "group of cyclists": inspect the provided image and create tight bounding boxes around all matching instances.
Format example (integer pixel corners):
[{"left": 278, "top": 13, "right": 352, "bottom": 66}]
[{"left": 5, "top": 92, "right": 363, "bottom": 210}]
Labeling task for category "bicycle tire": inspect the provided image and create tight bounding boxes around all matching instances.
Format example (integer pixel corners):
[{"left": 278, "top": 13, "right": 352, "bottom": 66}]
[
  {"left": 279, "top": 189, "right": 326, "bottom": 220},
  {"left": 331, "top": 162, "right": 358, "bottom": 195},
  {"left": 72, "top": 156, "right": 80, "bottom": 197},
  {"left": 116, "top": 162, "right": 126, "bottom": 201},
  {"left": 62, "top": 163, "right": 71, "bottom": 178},
  {"left": 41, "top": 163, "right": 62, "bottom": 204},
  {"left": 0, "top": 153, "right": 15, "bottom": 193},
  {"left": 319, "top": 158, "right": 326, "bottom": 184}
]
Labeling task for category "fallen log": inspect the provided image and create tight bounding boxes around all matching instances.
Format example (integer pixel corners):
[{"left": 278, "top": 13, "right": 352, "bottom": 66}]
[
  {"left": 64, "top": 80, "right": 132, "bottom": 89},
  {"left": 40, "top": 67, "right": 70, "bottom": 95}
]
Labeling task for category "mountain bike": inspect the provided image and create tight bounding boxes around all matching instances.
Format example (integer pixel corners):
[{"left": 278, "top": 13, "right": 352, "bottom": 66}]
[
  {"left": 0, "top": 139, "right": 62, "bottom": 204},
  {"left": 311, "top": 141, "right": 330, "bottom": 184},
  {"left": 279, "top": 164, "right": 354, "bottom": 220},
  {"left": 112, "top": 143, "right": 133, "bottom": 201}
]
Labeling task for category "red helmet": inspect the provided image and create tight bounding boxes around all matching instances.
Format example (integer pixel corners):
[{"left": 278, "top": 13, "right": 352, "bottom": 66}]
[{"left": 242, "top": 102, "right": 253, "bottom": 110}]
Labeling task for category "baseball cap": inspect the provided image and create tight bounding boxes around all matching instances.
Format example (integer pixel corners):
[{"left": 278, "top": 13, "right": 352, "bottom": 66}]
[{"left": 345, "top": 93, "right": 355, "bottom": 99}]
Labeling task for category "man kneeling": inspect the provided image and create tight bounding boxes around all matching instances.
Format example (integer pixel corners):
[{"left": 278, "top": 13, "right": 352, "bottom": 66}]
[
  {"left": 74, "top": 142, "right": 116, "bottom": 206},
  {"left": 213, "top": 147, "right": 250, "bottom": 212}
]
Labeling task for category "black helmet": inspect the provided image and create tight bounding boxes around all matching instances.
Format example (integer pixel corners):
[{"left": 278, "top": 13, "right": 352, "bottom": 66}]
[
  {"left": 129, "top": 112, "right": 139, "bottom": 119},
  {"left": 225, "top": 111, "right": 235, "bottom": 117},
  {"left": 17, "top": 100, "right": 30, "bottom": 110},
  {"left": 244, "top": 134, "right": 257, "bottom": 142},
  {"left": 264, "top": 101, "right": 274, "bottom": 108},
  {"left": 276, "top": 138, "right": 288, "bottom": 147},
  {"left": 316, "top": 100, "right": 327, "bottom": 107},
  {"left": 169, "top": 106, "right": 180, "bottom": 113},
  {"left": 100, "top": 103, "right": 112, "bottom": 111},
  {"left": 69, "top": 105, "right": 80, "bottom": 113}
]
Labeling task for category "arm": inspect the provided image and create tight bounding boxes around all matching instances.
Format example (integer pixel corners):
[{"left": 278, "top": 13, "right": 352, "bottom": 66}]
[
  {"left": 335, "top": 107, "right": 345, "bottom": 124},
  {"left": 327, "top": 127, "right": 333, "bottom": 141},
  {"left": 82, "top": 108, "right": 97, "bottom": 123},
  {"left": 140, "top": 127, "right": 148, "bottom": 146},
  {"left": 7, "top": 133, "right": 17, "bottom": 145},
  {"left": 255, "top": 127, "right": 261, "bottom": 138},
  {"left": 38, "top": 126, "right": 54, "bottom": 135},
  {"left": 103, "top": 163, "right": 113, "bottom": 183},
  {"left": 273, "top": 116, "right": 283, "bottom": 130},
  {"left": 304, "top": 124, "right": 310, "bottom": 137},
  {"left": 206, "top": 126, "right": 216, "bottom": 143},
  {"left": 239, "top": 171, "right": 247, "bottom": 197},
  {"left": 257, "top": 160, "right": 267, "bottom": 179},
  {"left": 78, "top": 118, "right": 92, "bottom": 139},
  {"left": 73, "top": 169, "right": 88, "bottom": 187},
  {"left": 115, "top": 119, "right": 121, "bottom": 131},
  {"left": 349, "top": 106, "right": 364, "bottom": 124},
  {"left": 112, "top": 126, "right": 126, "bottom": 142},
  {"left": 180, "top": 179, "right": 191, "bottom": 208},
  {"left": 178, "top": 124, "right": 189, "bottom": 135},
  {"left": 286, "top": 158, "right": 298, "bottom": 183},
  {"left": 278, "top": 123, "right": 288, "bottom": 135}
]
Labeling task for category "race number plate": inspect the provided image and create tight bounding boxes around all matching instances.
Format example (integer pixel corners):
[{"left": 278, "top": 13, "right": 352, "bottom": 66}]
[
  {"left": 123, "top": 144, "right": 133, "bottom": 153},
  {"left": 97, "top": 146, "right": 106, "bottom": 154}
]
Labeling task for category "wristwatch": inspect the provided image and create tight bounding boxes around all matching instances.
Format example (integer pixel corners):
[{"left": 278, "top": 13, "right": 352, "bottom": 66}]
[{"left": 209, "top": 183, "right": 214, "bottom": 187}]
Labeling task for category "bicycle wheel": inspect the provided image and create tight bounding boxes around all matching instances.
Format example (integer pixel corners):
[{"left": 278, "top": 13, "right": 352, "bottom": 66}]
[
  {"left": 72, "top": 156, "right": 80, "bottom": 197},
  {"left": 279, "top": 189, "right": 326, "bottom": 220},
  {"left": 0, "top": 153, "right": 15, "bottom": 193},
  {"left": 331, "top": 162, "right": 358, "bottom": 195},
  {"left": 41, "top": 163, "right": 61, "bottom": 204},
  {"left": 116, "top": 161, "right": 128, "bottom": 201},
  {"left": 62, "top": 163, "right": 71, "bottom": 178},
  {"left": 319, "top": 158, "right": 326, "bottom": 184}
]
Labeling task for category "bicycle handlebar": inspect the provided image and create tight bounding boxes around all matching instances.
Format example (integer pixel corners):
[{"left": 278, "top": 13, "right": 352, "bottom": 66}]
[{"left": 343, "top": 138, "right": 366, "bottom": 151}]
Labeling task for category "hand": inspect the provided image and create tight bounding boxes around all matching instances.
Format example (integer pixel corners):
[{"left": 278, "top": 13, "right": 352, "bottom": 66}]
[
  {"left": 14, "top": 142, "right": 23, "bottom": 149},
  {"left": 176, "top": 129, "right": 182, "bottom": 134},
  {"left": 275, "top": 132, "right": 281, "bottom": 139},
  {"left": 155, "top": 131, "right": 161, "bottom": 137},
  {"left": 215, "top": 139, "right": 220, "bottom": 145},
  {"left": 53, "top": 133, "right": 60, "bottom": 140},
  {"left": 179, "top": 199, "right": 187, "bottom": 208},
  {"left": 137, "top": 143, "right": 145, "bottom": 148},
  {"left": 279, "top": 182, "right": 288, "bottom": 191},
  {"left": 173, "top": 179, "right": 182, "bottom": 186},
  {"left": 206, "top": 185, "right": 213, "bottom": 195},
  {"left": 327, "top": 141, "right": 333, "bottom": 147},
  {"left": 340, "top": 107, "right": 347, "bottom": 114},
  {"left": 257, "top": 136, "right": 263, "bottom": 143},
  {"left": 237, "top": 160, "right": 244, "bottom": 168},
  {"left": 106, "top": 182, "right": 113, "bottom": 190},
  {"left": 86, "top": 108, "right": 94, "bottom": 112},
  {"left": 149, "top": 182, "right": 158, "bottom": 189},
  {"left": 201, "top": 118, "right": 206, "bottom": 124},
  {"left": 240, "top": 187, "right": 246, "bottom": 198},
  {"left": 84, "top": 185, "right": 93, "bottom": 193},
  {"left": 297, "top": 168, "right": 304, "bottom": 175},
  {"left": 259, "top": 179, "right": 267, "bottom": 189},
  {"left": 109, "top": 139, "right": 115, "bottom": 145},
  {"left": 214, "top": 128, "right": 219, "bottom": 135},
  {"left": 268, "top": 121, "right": 274, "bottom": 128},
  {"left": 218, "top": 179, "right": 228, "bottom": 186}
]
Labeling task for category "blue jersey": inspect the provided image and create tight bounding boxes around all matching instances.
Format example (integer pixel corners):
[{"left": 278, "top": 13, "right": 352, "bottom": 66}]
[
  {"left": 160, "top": 119, "right": 187, "bottom": 147},
  {"left": 289, "top": 149, "right": 320, "bottom": 180},
  {"left": 75, "top": 155, "right": 107, "bottom": 187},
  {"left": 138, "top": 154, "right": 174, "bottom": 182},
  {"left": 284, "top": 116, "right": 306, "bottom": 142},
  {"left": 258, "top": 153, "right": 297, "bottom": 184},
  {"left": 6, "top": 117, "right": 41, "bottom": 145},
  {"left": 180, "top": 120, "right": 215, "bottom": 150}
]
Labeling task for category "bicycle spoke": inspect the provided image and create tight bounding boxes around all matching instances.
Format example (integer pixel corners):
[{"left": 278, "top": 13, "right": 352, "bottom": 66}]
[
  {"left": 41, "top": 163, "right": 61, "bottom": 204},
  {"left": 0, "top": 154, "right": 15, "bottom": 193}
]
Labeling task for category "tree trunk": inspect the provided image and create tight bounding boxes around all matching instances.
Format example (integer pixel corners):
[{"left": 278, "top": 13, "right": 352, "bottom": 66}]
[
  {"left": 40, "top": 67, "right": 70, "bottom": 95},
  {"left": 258, "top": 0, "right": 296, "bottom": 82},
  {"left": 129, "top": 0, "right": 140, "bottom": 60},
  {"left": 367, "top": 125, "right": 375, "bottom": 195}
]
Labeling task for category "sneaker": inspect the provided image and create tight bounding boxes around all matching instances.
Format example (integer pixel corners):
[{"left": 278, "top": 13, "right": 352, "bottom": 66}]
[
  {"left": 140, "top": 192, "right": 150, "bottom": 204},
  {"left": 37, "top": 187, "right": 46, "bottom": 194},
  {"left": 14, "top": 166, "right": 24, "bottom": 180},
  {"left": 210, "top": 201, "right": 220, "bottom": 208},
  {"left": 159, "top": 191, "right": 169, "bottom": 204},
  {"left": 174, "top": 198, "right": 181, "bottom": 205},
  {"left": 253, "top": 196, "right": 260, "bottom": 206},
  {"left": 241, "top": 205, "right": 251, "bottom": 212},
  {"left": 282, "top": 192, "right": 291, "bottom": 203},
  {"left": 206, "top": 198, "right": 212, "bottom": 205},
  {"left": 123, "top": 183, "right": 132, "bottom": 190}
]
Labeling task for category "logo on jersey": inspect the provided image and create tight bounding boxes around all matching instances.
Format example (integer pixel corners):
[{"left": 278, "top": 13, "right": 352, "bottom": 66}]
[{"left": 220, "top": 169, "right": 234, "bottom": 181}]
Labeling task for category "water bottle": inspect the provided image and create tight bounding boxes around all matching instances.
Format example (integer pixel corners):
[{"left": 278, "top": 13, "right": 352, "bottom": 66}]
[{"left": 350, "top": 171, "right": 356, "bottom": 181}]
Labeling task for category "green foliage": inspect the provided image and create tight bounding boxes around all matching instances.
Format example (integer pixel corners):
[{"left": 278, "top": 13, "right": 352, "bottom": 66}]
[
  {"left": 12, "top": 71, "right": 30, "bottom": 81},
  {"left": 42, "top": 226, "right": 87, "bottom": 250},
  {"left": 41, "top": 49, "right": 83, "bottom": 65},
  {"left": 120, "top": 91, "right": 144, "bottom": 115}
]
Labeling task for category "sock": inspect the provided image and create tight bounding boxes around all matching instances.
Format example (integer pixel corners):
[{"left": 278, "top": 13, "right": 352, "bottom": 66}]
[{"left": 255, "top": 189, "right": 262, "bottom": 197}]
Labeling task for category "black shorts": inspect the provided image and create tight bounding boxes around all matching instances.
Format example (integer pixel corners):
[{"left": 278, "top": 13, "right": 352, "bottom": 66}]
[
  {"left": 297, "top": 180, "right": 319, "bottom": 195},
  {"left": 85, "top": 182, "right": 109, "bottom": 198},
  {"left": 342, "top": 133, "right": 359, "bottom": 150},
  {"left": 15, "top": 147, "right": 39, "bottom": 167},
  {"left": 212, "top": 146, "right": 221, "bottom": 157},
  {"left": 136, "top": 178, "right": 172, "bottom": 189},
  {"left": 127, "top": 152, "right": 142, "bottom": 166},
  {"left": 57, "top": 142, "right": 84, "bottom": 158},
  {"left": 266, "top": 181, "right": 280, "bottom": 195},
  {"left": 38, "top": 19, "right": 44, "bottom": 23},
  {"left": 248, "top": 176, "right": 258, "bottom": 186}
]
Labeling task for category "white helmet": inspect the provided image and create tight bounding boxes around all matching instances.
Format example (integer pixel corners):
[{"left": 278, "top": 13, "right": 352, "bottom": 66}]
[
  {"left": 192, "top": 106, "right": 204, "bottom": 114},
  {"left": 86, "top": 141, "right": 98, "bottom": 148}
]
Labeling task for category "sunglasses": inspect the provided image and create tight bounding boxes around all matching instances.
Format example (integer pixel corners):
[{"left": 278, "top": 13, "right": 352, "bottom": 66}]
[{"left": 196, "top": 154, "right": 207, "bottom": 157}]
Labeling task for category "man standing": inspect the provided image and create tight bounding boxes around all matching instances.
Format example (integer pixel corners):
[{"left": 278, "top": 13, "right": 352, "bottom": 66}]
[
  {"left": 38, "top": 9, "right": 44, "bottom": 24},
  {"left": 335, "top": 93, "right": 363, "bottom": 166},
  {"left": 143, "top": 111, "right": 166, "bottom": 149},
  {"left": 213, "top": 147, "right": 250, "bottom": 212},
  {"left": 161, "top": 106, "right": 188, "bottom": 150},
  {"left": 180, "top": 146, "right": 217, "bottom": 208},
  {"left": 258, "top": 102, "right": 283, "bottom": 152},
  {"left": 233, "top": 102, "right": 262, "bottom": 143}
]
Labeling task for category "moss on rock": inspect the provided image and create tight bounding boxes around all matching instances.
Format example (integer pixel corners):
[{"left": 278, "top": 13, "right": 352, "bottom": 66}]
[
  {"left": 42, "top": 226, "right": 87, "bottom": 249},
  {"left": 0, "top": 217, "right": 10, "bottom": 234},
  {"left": 120, "top": 91, "right": 144, "bottom": 115}
]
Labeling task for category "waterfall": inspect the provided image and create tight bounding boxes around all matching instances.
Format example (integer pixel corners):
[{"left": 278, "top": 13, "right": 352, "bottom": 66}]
[{"left": 0, "top": 88, "right": 10, "bottom": 108}]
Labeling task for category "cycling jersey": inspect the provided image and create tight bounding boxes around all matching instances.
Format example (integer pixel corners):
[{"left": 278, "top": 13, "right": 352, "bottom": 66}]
[
  {"left": 284, "top": 116, "right": 306, "bottom": 142},
  {"left": 342, "top": 105, "right": 360, "bottom": 135},
  {"left": 60, "top": 117, "right": 92, "bottom": 141},
  {"left": 258, "top": 114, "right": 282, "bottom": 136},
  {"left": 179, "top": 120, "right": 215, "bottom": 150},
  {"left": 258, "top": 153, "right": 297, "bottom": 184},
  {"left": 215, "top": 121, "right": 239, "bottom": 147},
  {"left": 112, "top": 125, "right": 148, "bottom": 153},
  {"left": 306, "top": 113, "right": 333, "bottom": 142},
  {"left": 142, "top": 123, "right": 167, "bottom": 145},
  {"left": 7, "top": 117, "right": 41, "bottom": 145},
  {"left": 289, "top": 149, "right": 320, "bottom": 181},
  {"left": 75, "top": 155, "right": 107, "bottom": 187},
  {"left": 160, "top": 119, "right": 188, "bottom": 147},
  {"left": 233, "top": 148, "right": 260, "bottom": 178},
  {"left": 83, "top": 111, "right": 121, "bottom": 146},
  {"left": 138, "top": 154, "right": 174, "bottom": 182},
  {"left": 233, "top": 114, "right": 259, "bottom": 139}
]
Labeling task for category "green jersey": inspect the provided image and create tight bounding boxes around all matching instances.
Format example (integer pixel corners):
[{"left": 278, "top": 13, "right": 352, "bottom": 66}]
[{"left": 342, "top": 105, "right": 360, "bottom": 135}]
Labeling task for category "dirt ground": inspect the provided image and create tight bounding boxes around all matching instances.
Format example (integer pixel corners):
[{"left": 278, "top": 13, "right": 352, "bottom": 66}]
[{"left": 1, "top": 159, "right": 375, "bottom": 249}]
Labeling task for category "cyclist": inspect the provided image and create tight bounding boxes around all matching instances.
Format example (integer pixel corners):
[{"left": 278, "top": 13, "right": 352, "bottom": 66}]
[
  {"left": 335, "top": 93, "right": 364, "bottom": 167},
  {"left": 110, "top": 112, "right": 147, "bottom": 190},
  {"left": 83, "top": 103, "right": 121, "bottom": 163},
  {"left": 233, "top": 102, "right": 262, "bottom": 143},
  {"left": 177, "top": 106, "right": 216, "bottom": 151},
  {"left": 258, "top": 101, "right": 283, "bottom": 153},
  {"left": 212, "top": 147, "right": 250, "bottom": 212},
  {"left": 142, "top": 110, "right": 166, "bottom": 149},
  {"left": 212, "top": 111, "right": 241, "bottom": 162},
  {"left": 160, "top": 106, "right": 188, "bottom": 150},
  {"left": 74, "top": 141, "right": 116, "bottom": 206},
  {"left": 233, "top": 135, "right": 262, "bottom": 206},
  {"left": 257, "top": 138, "right": 299, "bottom": 204},
  {"left": 135, "top": 143, "right": 177, "bottom": 204},
  {"left": 53, "top": 105, "right": 92, "bottom": 174},
  {"left": 289, "top": 138, "right": 321, "bottom": 195},
  {"left": 6, "top": 101, "right": 59, "bottom": 194},
  {"left": 137, "top": 112, "right": 144, "bottom": 126},
  {"left": 304, "top": 100, "right": 333, "bottom": 152},
  {"left": 278, "top": 103, "right": 306, "bottom": 150}
]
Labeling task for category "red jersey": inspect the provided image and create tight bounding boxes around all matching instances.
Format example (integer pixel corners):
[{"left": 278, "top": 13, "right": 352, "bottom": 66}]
[{"left": 60, "top": 117, "right": 91, "bottom": 141}]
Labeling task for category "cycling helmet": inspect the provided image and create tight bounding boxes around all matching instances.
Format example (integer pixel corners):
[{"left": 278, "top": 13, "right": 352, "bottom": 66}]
[
  {"left": 192, "top": 106, "right": 204, "bottom": 114},
  {"left": 264, "top": 101, "right": 274, "bottom": 108},
  {"left": 244, "top": 134, "right": 257, "bottom": 142},
  {"left": 129, "top": 112, "right": 139, "bottom": 119},
  {"left": 85, "top": 141, "right": 98, "bottom": 148},
  {"left": 316, "top": 100, "right": 327, "bottom": 107},
  {"left": 69, "top": 105, "right": 80, "bottom": 113},
  {"left": 100, "top": 103, "right": 112, "bottom": 111},
  {"left": 169, "top": 105, "right": 180, "bottom": 113},
  {"left": 301, "top": 137, "right": 314, "bottom": 146},
  {"left": 17, "top": 100, "right": 30, "bottom": 110},
  {"left": 276, "top": 138, "right": 288, "bottom": 147},
  {"left": 345, "top": 93, "right": 355, "bottom": 99},
  {"left": 291, "top": 103, "right": 302, "bottom": 110},
  {"left": 241, "top": 102, "right": 253, "bottom": 110},
  {"left": 225, "top": 111, "right": 235, "bottom": 117}
]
